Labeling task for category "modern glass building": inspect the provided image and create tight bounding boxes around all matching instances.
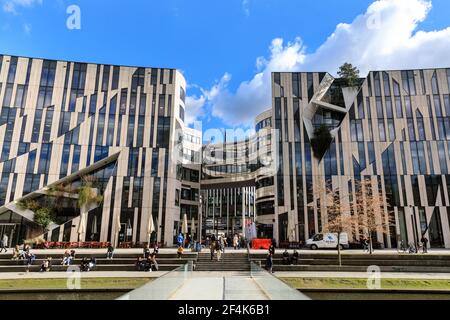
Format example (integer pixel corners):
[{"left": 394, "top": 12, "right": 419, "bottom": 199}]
[
  {"left": 1, "top": 53, "right": 449, "bottom": 249},
  {"left": 0, "top": 54, "right": 195, "bottom": 247},
  {"left": 270, "top": 69, "right": 450, "bottom": 249}
]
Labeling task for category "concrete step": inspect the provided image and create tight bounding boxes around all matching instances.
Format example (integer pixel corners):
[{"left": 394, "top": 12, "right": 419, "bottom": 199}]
[{"left": 0, "top": 258, "right": 195, "bottom": 266}]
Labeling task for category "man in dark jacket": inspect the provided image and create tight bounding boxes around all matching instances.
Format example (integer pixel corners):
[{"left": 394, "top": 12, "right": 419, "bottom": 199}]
[
  {"left": 265, "top": 253, "right": 273, "bottom": 273},
  {"left": 420, "top": 236, "right": 428, "bottom": 253}
]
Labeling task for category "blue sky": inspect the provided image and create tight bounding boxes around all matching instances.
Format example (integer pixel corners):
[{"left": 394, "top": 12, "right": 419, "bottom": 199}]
[{"left": 1, "top": 0, "right": 450, "bottom": 138}]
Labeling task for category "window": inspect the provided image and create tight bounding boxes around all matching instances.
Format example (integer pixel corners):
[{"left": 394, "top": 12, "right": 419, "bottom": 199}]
[
  {"left": 96, "top": 114, "right": 105, "bottom": 145},
  {"left": 102, "top": 65, "right": 110, "bottom": 91},
  {"left": 378, "top": 120, "right": 386, "bottom": 142},
  {"left": 180, "top": 87, "right": 186, "bottom": 104},
  {"left": 383, "top": 72, "right": 391, "bottom": 96},
  {"left": 374, "top": 72, "right": 382, "bottom": 97},
  {"left": 132, "top": 68, "right": 145, "bottom": 92},
  {"left": 416, "top": 111, "right": 426, "bottom": 141},
  {"left": 31, "top": 110, "right": 43, "bottom": 143},
  {"left": 387, "top": 119, "right": 396, "bottom": 141},
  {"left": 405, "top": 96, "right": 413, "bottom": 118},
  {"left": 136, "top": 116, "right": 145, "bottom": 147},
  {"left": 307, "top": 73, "right": 314, "bottom": 101},
  {"left": 59, "top": 144, "right": 70, "bottom": 176},
  {"left": 119, "top": 89, "right": 128, "bottom": 114},
  {"left": 292, "top": 73, "right": 302, "bottom": 97},
  {"left": 71, "top": 146, "right": 81, "bottom": 174},
  {"left": 431, "top": 71, "right": 439, "bottom": 95},
  {"left": 38, "top": 144, "right": 52, "bottom": 174},
  {"left": 127, "top": 115, "right": 135, "bottom": 146},
  {"left": 42, "top": 108, "right": 54, "bottom": 142},
  {"left": 421, "top": 70, "right": 426, "bottom": 95},
  {"left": 376, "top": 98, "right": 384, "bottom": 118},
  {"left": 151, "top": 150, "right": 159, "bottom": 176},
  {"left": 179, "top": 105, "right": 185, "bottom": 122},
  {"left": 444, "top": 95, "right": 450, "bottom": 116},
  {"left": 385, "top": 98, "right": 393, "bottom": 119},
  {"left": 151, "top": 68, "right": 158, "bottom": 85},
  {"left": 3, "top": 84, "right": 13, "bottom": 107},
  {"left": 7, "top": 56, "right": 17, "bottom": 83},
  {"left": 434, "top": 95, "right": 443, "bottom": 117},
  {"left": 139, "top": 94, "right": 146, "bottom": 116},
  {"left": 401, "top": 70, "right": 416, "bottom": 95},
  {"left": 111, "top": 66, "right": 120, "bottom": 90},
  {"left": 274, "top": 73, "right": 281, "bottom": 85},
  {"left": 158, "top": 95, "right": 166, "bottom": 116},
  {"left": 156, "top": 117, "right": 171, "bottom": 148},
  {"left": 393, "top": 79, "right": 401, "bottom": 96},
  {"left": 408, "top": 119, "right": 416, "bottom": 141},
  {"left": 106, "top": 114, "right": 115, "bottom": 146},
  {"left": 447, "top": 69, "right": 450, "bottom": 93},
  {"left": 395, "top": 97, "right": 403, "bottom": 118},
  {"left": 14, "top": 85, "right": 27, "bottom": 108}
]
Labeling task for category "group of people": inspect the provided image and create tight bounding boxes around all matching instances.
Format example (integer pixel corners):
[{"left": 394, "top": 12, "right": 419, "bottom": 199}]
[
  {"left": 361, "top": 235, "right": 430, "bottom": 254},
  {"left": 282, "top": 249, "right": 299, "bottom": 265},
  {"left": 61, "top": 250, "right": 77, "bottom": 265},
  {"left": 205, "top": 234, "right": 243, "bottom": 250},
  {"left": 209, "top": 234, "right": 228, "bottom": 261},
  {"left": 398, "top": 237, "right": 429, "bottom": 254},
  {"left": 136, "top": 244, "right": 159, "bottom": 272}
]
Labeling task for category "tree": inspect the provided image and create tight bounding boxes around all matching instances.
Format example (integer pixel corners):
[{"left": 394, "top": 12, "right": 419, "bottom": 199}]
[
  {"left": 17, "top": 199, "right": 40, "bottom": 211},
  {"left": 77, "top": 175, "right": 103, "bottom": 208},
  {"left": 310, "top": 125, "right": 333, "bottom": 159},
  {"left": 337, "top": 63, "right": 360, "bottom": 87},
  {"left": 314, "top": 182, "right": 356, "bottom": 266},
  {"left": 34, "top": 207, "right": 55, "bottom": 232},
  {"left": 353, "top": 179, "right": 395, "bottom": 254}
]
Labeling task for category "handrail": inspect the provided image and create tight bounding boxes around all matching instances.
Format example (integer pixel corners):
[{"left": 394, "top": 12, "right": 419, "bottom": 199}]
[
  {"left": 250, "top": 261, "right": 309, "bottom": 300},
  {"left": 116, "top": 261, "right": 193, "bottom": 300}
]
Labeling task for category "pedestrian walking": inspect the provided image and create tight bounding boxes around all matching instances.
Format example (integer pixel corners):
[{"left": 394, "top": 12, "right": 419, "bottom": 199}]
[
  {"left": 210, "top": 241, "right": 215, "bottom": 261},
  {"left": 216, "top": 241, "right": 222, "bottom": 261},
  {"left": 265, "top": 253, "right": 273, "bottom": 273},
  {"left": 362, "top": 237, "right": 369, "bottom": 253},
  {"left": 106, "top": 243, "right": 114, "bottom": 259},
  {"left": 0, "top": 234, "right": 8, "bottom": 253},
  {"left": 421, "top": 236, "right": 429, "bottom": 253},
  {"left": 233, "top": 234, "right": 239, "bottom": 250}
]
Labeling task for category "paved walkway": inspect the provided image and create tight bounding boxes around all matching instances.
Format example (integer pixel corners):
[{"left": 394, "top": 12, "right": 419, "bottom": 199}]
[
  {"left": 1, "top": 270, "right": 450, "bottom": 281},
  {"left": 169, "top": 273, "right": 269, "bottom": 300}
]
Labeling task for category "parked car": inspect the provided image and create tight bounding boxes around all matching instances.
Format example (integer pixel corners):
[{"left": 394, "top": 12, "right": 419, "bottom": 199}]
[{"left": 305, "top": 233, "right": 349, "bottom": 250}]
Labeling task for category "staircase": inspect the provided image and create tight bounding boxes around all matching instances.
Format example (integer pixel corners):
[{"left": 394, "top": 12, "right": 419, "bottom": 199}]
[{"left": 194, "top": 252, "right": 250, "bottom": 272}]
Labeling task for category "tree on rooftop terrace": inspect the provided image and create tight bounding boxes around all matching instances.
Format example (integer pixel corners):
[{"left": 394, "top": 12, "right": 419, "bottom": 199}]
[{"left": 337, "top": 63, "right": 360, "bottom": 87}]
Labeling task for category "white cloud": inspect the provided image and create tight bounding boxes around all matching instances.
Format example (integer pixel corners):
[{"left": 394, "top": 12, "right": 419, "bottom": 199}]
[
  {"left": 185, "top": 95, "right": 206, "bottom": 126},
  {"left": 187, "top": 0, "right": 450, "bottom": 127},
  {"left": 2, "top": 0, "right": 43, "bottom": 13}
]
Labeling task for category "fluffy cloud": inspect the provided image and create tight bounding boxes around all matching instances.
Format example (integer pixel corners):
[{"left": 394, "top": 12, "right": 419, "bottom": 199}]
[
  {"left": 2, "top": 0, "right": 43, "bottom": 13},
  {"left": 187, "top": 0, "right": 450, "bottom": 127}
]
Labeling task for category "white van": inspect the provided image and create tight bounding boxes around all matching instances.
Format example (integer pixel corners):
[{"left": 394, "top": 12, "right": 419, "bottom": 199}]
[{"left": 305, "top": 233, "right": 349, "bottom": 250}]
